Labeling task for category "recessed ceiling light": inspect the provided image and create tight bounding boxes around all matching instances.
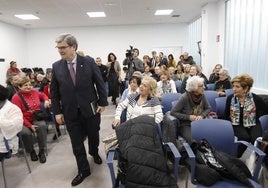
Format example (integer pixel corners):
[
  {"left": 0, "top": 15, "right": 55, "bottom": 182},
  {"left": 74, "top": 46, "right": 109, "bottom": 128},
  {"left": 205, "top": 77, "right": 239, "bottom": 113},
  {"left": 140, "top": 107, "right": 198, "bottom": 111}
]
[
  {"left": 14, "top": 14, "right": 40, "bottom": 20},
  {"left": 154, "top": 9, "right": 173, "bottom": 16},
  {"left": 87, "top": 12, "right": 106, "bottom": 18}
]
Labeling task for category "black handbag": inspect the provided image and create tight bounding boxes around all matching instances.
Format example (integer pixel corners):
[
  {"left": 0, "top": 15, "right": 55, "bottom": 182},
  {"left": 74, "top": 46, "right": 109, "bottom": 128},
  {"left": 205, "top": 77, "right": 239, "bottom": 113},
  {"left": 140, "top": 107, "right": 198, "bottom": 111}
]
[
  {"left": 33, "top": 110, "right": 50, "bottom": 121},
  {"left": 17, "top": 92, "right": 50, "bottom": 121}
]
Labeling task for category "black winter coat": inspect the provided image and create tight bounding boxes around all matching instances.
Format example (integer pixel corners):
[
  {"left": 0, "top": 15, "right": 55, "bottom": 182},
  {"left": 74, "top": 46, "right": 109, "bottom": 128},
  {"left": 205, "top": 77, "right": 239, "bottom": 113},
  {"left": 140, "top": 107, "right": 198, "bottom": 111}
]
[{"left": 116, "top": 115, "right": 177, "bottom": 188}]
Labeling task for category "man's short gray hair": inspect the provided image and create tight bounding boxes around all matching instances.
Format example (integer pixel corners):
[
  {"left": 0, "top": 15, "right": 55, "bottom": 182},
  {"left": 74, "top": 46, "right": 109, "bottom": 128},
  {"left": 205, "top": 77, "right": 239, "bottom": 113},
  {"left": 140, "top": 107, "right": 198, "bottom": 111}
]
[
  {"left": 186, "top": 76, "right": 204, "bottom": 92},
  {"left": 55, "top": 33, "right": 78, "bottom": 50}
]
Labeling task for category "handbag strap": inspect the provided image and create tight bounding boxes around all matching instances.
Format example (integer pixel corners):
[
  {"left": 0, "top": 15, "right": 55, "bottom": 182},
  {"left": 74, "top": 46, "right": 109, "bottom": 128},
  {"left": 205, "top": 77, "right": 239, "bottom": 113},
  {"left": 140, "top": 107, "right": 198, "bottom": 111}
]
[{"left": 17, "top": 92, "right": 30, "bottom": 111}]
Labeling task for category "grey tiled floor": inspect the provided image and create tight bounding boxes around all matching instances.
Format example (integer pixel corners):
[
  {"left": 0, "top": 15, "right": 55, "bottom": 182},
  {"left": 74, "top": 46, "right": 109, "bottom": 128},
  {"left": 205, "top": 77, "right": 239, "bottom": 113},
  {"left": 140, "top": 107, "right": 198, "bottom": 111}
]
[{"left": 0, "top": 102, "right": 195, "bottom": 188}]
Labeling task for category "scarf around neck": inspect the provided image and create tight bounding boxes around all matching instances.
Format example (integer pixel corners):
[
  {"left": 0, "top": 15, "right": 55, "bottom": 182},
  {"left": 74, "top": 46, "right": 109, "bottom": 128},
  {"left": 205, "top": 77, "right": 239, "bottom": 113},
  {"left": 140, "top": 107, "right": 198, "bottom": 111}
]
[
  {"left": 187, "top": 92, "right": 203, "bottom": 115},
  {"left": 230, "top": 92, "right": 256, "bottom": 127}
]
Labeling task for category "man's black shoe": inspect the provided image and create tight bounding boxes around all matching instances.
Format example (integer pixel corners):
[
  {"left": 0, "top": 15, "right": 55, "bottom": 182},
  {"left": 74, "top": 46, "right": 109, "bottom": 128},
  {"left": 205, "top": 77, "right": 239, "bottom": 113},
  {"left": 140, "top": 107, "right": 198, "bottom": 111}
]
[
  {"left": 93, "top": 154, "right": 102, "bottom": 164},
  {"left": 71, "top": 172, "right": 91, "bottom": 186},
  {"left": 30, "top": 150, "right": 38, "bottom": 161}
]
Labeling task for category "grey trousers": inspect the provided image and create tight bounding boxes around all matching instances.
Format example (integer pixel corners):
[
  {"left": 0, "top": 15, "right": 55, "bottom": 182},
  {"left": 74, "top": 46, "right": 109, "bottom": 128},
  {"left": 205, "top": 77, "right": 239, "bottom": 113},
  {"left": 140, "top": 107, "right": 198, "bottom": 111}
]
[{"left": 21, "top": 120, "right": 47, "bottom": 153}]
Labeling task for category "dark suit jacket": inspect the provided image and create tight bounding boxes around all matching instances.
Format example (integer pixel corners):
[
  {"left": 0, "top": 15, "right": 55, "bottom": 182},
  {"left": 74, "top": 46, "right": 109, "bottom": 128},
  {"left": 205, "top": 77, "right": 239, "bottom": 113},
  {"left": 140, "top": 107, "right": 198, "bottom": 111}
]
[{"left": 50, "top": 54, "right": 108, "bottom": 120}]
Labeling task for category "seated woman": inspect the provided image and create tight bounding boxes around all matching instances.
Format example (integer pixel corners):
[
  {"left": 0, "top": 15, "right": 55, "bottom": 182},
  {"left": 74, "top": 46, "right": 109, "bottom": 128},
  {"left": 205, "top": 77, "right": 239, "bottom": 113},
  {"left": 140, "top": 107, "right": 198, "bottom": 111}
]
[
  {"left": 0, "top": 84, "right": 23, "bottom": 158},
  {"left": 223, "top": 74, "right": 268, "bottom": 156},
  {"left": 12, "top": 77, "right": 50, "bottom": 163},
  {"left": 171, "top": 76, "right": 211, "bottom": 142},
  {"left": 214, "top": 68, "right": 232, "bottom": 97},
  {"left": 157, "top": 71, "right": 177, "bottom": 99},
  {"left": 113, "top": 76, "right": 163, "bottom": 126},
  {"left": 120, "top": 76, "right": 141, "bottom": 103}
]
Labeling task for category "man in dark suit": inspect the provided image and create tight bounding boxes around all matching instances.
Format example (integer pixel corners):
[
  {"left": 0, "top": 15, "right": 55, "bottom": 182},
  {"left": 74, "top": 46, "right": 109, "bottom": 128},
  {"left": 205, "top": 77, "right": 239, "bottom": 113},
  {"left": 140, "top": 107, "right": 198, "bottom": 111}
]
[{"left": 50, "top": 34, "right": 108, "bottom": 186}]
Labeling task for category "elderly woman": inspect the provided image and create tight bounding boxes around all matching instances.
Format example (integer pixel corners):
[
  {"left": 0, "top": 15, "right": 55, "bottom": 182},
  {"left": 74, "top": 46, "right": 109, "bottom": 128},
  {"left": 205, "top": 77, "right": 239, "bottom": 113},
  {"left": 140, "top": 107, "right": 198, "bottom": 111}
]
[
  {"left": 113, "top": 76, "right": 163, "bottom": 126},
  {"left": 224, "top": 74, "right": 268, "bottom": 156},
  {"left": 12, "top": 77, "right": 50, "bottom": 163},
  {"left": 171, "top": 76, "right": 211, "bottom": 142},
  {"left": 214, "top": 68, "right": 232, "bottom": 96},
  {"left": 0, "top": 84, "right": 23, "bottom": 158}
]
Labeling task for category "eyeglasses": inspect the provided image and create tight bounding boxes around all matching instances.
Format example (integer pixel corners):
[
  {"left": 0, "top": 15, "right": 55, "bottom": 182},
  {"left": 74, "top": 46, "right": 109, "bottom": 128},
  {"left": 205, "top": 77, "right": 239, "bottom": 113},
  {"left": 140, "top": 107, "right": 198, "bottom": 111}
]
[
  {"left": 22, "top": 84, "right": 32, "bottom": 88},
  {"left": 55, "top": 46, "right": 70, "bottom": 50}
]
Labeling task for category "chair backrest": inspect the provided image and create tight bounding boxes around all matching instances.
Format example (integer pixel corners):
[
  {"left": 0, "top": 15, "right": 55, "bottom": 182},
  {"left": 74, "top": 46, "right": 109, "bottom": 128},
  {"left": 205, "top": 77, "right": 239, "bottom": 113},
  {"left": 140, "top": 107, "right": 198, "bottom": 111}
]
[
  {"left": 203, "top": 90, "right": 218, "bottom": 112},
  {"left": 191, "top": 119, "right": 236, "bottom": 155},
  {"left": 161, "top": 93, "right": 181, "bottom": 114},
  {"left": 206, "top": 83, "right": 215, "bottom": 90},
  {"left": 215, "top": 97, "right": 227, "bottom": 118},
  {"left": 175, "top": 80, "right": 182, "bottom": 93},
  {"left": 225, "top": 89, "right": 234, "bottom": 97},
  {"left": 259, "top": 114, "right": 268, "bottom": 136}
]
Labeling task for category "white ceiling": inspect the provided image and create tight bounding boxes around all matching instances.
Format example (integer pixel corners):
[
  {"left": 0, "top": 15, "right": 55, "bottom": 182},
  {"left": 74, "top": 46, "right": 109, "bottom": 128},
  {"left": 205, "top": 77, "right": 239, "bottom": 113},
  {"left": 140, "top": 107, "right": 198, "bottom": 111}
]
[{"left": 0, "top": 0, "right": 219, "bottom": 29}]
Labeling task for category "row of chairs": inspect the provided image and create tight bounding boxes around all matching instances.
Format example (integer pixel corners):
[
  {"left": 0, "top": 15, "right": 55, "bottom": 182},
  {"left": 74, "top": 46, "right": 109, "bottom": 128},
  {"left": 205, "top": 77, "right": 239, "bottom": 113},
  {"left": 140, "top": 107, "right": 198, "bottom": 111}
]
[
  {"left": 161, "top": 89, "right": 234, "bottom": 117},
  {"left": 106, "top": 117, "right": 266, "bottom": 187}
]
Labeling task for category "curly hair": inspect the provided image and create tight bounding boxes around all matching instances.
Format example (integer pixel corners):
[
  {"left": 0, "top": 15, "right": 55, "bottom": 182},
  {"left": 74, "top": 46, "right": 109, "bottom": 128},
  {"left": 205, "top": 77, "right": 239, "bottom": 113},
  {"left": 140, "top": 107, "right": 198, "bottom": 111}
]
[
  {"left": 186, "top": 76, "right": 204, "bottom": 92},
  {"left": 231, "top": 74, "right": 253, "bottom": 92}
]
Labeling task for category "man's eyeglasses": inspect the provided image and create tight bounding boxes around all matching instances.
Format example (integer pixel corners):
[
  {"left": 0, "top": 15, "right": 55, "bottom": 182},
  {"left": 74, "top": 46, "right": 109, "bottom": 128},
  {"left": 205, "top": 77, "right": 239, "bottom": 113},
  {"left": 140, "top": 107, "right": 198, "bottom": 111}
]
[{"left": 55, "top": 46, "right": 70, "bottom": 50}]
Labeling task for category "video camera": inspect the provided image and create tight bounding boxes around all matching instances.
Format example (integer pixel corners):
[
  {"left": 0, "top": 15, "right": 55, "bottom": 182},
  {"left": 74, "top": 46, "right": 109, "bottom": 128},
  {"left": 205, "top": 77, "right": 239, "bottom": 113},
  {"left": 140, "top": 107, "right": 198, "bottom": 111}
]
[{"left": 125, "top": 45, "right": 134, "bottom": 61}]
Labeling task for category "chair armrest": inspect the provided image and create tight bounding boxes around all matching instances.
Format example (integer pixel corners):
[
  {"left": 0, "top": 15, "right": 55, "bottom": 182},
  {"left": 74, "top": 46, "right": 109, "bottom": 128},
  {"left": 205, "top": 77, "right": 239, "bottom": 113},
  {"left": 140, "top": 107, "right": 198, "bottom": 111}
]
[
  {"left": 236, "top": 140, "right": 266, "bottom": 180},
  {"left": 163, "top": 142, "right": 181, "bottom": 181},
  {"left": 182, "top": 142, "right": 197, "bottom": 184},
  {"left": 106, "top": 147, "right": 116, "bottom": 186}
]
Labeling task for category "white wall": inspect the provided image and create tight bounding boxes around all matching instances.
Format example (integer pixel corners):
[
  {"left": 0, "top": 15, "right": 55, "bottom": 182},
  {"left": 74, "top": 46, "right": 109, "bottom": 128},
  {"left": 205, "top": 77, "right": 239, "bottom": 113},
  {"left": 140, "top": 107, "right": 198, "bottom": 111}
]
[
  {"left": 26, "top": 24, "right": 188, "bottom": 70},
  {"left": 0, "top": 22, "right": 26, "bottom": 85},
  {"left": 201, "top": 0, "right": 225, "bottom": 77}
]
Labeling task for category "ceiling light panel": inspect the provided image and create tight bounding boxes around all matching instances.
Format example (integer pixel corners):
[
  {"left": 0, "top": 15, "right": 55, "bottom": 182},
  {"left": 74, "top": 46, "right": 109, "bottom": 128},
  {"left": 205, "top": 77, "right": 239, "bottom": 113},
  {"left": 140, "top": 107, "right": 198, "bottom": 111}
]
[
  {"left": 154, "top": 9, "right": 173, "bottom": 15},
  {"left": 14, "top": 14, "right": 40, "bottom": 20},
  {"left": 87, "top": 12, "right": 106, "bottom": 17}
]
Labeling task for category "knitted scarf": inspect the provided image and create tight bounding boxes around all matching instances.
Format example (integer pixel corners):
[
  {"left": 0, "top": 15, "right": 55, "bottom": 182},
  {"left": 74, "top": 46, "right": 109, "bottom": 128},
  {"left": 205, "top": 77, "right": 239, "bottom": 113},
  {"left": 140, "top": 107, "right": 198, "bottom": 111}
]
[
  {"left": 187, "top": 92, "right": 203, "bottom": 116},
  {"left": 230, "top": 92, "right": 256, "bottom": 127}
]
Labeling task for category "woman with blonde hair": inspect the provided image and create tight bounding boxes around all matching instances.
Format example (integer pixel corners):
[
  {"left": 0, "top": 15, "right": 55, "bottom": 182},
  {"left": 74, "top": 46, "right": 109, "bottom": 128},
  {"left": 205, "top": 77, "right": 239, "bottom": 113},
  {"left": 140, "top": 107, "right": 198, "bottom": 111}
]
[{"left": 113, "top": 76, "right": 163, "bottom": 126}]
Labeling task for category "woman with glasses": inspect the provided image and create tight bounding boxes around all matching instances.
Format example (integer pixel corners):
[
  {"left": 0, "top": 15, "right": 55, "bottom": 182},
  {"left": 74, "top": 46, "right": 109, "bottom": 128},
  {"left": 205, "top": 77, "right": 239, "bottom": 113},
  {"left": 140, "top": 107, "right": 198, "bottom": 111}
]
[
  {"left": 171, "top": 76, "right": 211, "bottom": 142},
  {"left": 12, "top": 77, "right": 50, "bottom": 163}
]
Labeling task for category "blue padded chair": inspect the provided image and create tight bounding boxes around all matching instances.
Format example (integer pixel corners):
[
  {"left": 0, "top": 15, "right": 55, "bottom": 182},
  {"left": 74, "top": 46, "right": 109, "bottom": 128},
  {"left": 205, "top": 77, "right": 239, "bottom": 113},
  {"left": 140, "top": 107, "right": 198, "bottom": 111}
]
[
  {"left": 183, "top": 119, "right": 265, "bottom": 187},
  {"left": 107, "top": 123, "right": 181, "bottom": 187},
  {"left": 203, "top": 90, "right": 218, "bottom": 112},
  {"left": 175, "top": 80, "right": 182, "bottom": 93},
  {"left": 215, "top": 97, "right": 227, "bottom": 118},
  {"left": 255, "top": 115, "right": 268, "bottom": 146},
  {"left": 259, "top": 115, "right": 268, "bottom": 135},
  {"left": 225, "top": 89, "right": 234, "bottom": 97},
  {"left": 206, "top": 83, "right": 215, "bottom": 90},
  {"left": 162, "top": 93, "right": 181, "bottom": 114},
  {"left": 1, "top": 133, "right": 31, "bottom": 188}
]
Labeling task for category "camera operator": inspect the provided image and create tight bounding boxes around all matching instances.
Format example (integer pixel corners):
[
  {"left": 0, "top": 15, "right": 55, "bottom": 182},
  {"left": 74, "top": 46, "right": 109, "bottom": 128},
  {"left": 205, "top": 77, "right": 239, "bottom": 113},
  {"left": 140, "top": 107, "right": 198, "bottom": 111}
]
[{"left": 123, "top": 47, "right": 144, "bottom": 80}]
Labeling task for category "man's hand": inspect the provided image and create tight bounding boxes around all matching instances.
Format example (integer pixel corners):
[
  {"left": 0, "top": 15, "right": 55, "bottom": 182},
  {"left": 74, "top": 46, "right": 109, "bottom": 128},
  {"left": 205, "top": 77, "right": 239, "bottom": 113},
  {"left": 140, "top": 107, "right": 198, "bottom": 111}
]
[
  {"left": 97, "top": 106, "right": 105, "bottom": 113},
  {"left": 55, "top": 114, "right": 65, "bottom": 125}
]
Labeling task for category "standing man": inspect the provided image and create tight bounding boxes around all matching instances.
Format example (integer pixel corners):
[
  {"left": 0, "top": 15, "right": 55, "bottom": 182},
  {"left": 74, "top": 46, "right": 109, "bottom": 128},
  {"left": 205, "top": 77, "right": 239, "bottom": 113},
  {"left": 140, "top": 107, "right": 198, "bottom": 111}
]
[
  {"left": 50, "top": 34, "right": 108, "bottom": 186},
  {"left": 123, "top": 48, "right": 144, "bottom": 80},
  {"left": 95, "top": 57, "right": 108, "bottom": 94}
]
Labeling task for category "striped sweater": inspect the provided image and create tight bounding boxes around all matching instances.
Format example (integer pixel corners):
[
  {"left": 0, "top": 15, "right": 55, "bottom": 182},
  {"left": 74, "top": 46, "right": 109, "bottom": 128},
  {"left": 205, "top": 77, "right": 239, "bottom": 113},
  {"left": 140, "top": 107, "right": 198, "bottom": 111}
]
[{"left": 115, "top": 93, "right": 163, "bottom": 124}]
